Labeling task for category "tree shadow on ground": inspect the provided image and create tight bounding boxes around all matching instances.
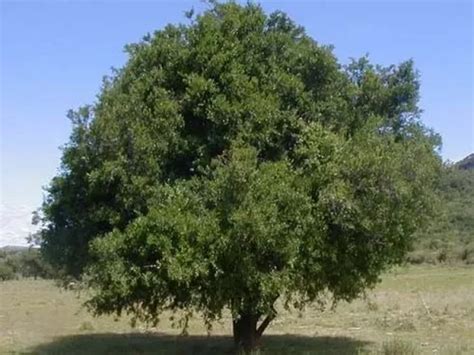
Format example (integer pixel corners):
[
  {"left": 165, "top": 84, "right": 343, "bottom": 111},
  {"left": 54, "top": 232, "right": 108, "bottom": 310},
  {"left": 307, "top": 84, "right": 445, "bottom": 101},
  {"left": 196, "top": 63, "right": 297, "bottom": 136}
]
[{"left": 27, "top": 332, "right": 371, "bottom": 354}]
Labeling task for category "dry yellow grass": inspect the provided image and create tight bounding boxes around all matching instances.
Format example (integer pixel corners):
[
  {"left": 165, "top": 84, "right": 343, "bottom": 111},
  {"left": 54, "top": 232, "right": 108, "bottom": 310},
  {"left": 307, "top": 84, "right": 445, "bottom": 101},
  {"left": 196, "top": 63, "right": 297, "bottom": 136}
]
[{"left": 0, "top": 265, "right": 473, "bottom": 354}]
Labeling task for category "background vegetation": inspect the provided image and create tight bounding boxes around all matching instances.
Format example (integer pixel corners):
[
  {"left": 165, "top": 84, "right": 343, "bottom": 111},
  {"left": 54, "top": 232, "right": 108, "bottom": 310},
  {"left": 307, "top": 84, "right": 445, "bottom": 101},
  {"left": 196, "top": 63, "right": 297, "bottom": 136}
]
[
  {"left": 410, "top": 158, "right": 474, "bottom": 264},
  {"left": 0, "top": 247, "right": 56, "bottom": 281}
]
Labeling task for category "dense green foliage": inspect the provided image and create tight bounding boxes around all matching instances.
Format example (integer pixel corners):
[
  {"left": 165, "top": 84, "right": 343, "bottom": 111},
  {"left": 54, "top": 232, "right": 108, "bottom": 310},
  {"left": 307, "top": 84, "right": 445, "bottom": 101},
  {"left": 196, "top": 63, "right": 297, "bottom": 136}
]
[
  {"left": 410, "top": 165, "right": 474, "bottom": 264},
  {"left": 38, "top": 2, "right": 441, "bottom": 349},
  {"left": 0, "top": 248, "right": 55, "bottom": 281}
]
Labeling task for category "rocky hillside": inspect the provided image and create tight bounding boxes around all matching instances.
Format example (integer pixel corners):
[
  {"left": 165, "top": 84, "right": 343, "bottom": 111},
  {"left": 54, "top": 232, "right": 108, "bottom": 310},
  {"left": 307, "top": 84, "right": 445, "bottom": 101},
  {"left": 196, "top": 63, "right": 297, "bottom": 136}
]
[{"left": 456, "top": 153, "right": 474, "bottom": 170}]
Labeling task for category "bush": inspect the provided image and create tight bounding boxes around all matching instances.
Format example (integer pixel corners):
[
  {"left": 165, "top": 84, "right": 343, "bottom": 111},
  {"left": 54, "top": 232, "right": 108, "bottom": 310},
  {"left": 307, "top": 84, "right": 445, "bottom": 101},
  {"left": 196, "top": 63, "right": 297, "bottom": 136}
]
[
  {"left": 437, "top": 249, "right": 448, "bottom": 263},
  {"left": 0, "top": 262, "right": 16, "bottom": 281},
  {"left": 412, "top": 167, "right": 474, "bottom": 265},
  {"left": 406, "top": 251, "right": 426, "bottom": 264},
  {"left": 459, "top": 243, "right": 474, "bottom": 264},
  {"left": 0, "top": 248, "right": 57, "bottom": 280}
]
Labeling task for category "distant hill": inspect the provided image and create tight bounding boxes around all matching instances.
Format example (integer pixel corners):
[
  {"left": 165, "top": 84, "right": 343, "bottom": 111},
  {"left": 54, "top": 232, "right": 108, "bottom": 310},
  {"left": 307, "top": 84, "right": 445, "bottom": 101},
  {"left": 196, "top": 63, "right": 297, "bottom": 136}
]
[
  {"left": 410, "top": 154, "right": 474, "bottom": 264},
  {"left": 456, "top": 153, "right": 474, "bottom": 170},
  {"left": 0, "top": 245, "right": 30, "bottom": 252}
]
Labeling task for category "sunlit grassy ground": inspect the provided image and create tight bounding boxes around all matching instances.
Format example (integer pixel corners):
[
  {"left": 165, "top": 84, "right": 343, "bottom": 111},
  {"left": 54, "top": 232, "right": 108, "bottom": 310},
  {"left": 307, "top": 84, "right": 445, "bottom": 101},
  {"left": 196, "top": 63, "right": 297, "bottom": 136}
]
[{"left": 1, "top": 265, "right": 473, "bottom": 354}]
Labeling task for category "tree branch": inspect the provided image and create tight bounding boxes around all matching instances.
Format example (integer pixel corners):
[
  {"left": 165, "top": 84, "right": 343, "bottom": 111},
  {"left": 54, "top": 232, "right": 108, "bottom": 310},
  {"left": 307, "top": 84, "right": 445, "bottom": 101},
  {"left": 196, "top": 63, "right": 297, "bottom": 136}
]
[{"left": 256, "top": 313, "right": 275, "bottom": 337}]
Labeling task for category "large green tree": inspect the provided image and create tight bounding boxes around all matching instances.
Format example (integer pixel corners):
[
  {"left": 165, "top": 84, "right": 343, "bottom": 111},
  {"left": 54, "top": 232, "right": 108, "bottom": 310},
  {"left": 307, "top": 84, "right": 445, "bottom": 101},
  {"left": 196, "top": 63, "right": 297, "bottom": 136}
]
[{"left": 39, "top": 2, "right": 441, "bottom": 350}]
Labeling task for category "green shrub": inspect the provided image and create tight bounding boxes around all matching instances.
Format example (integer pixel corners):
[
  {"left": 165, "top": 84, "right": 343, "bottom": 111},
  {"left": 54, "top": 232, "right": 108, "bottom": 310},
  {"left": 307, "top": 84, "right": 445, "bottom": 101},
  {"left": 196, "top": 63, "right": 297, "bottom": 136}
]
[
  {"left": 437, "top": 249, "right": 448, "bottom": 263},
  {"left": 0, "top": 248, "right": 57, "bottom": 280},
  {"left": 410, "top": 167, "right": 474, "bottom": 265},
  {"left": 0, "top": 262, "right": 16, "bottom": 281},
  {"left": 460, "top": 243, "right": 474, "bottom": 264}
]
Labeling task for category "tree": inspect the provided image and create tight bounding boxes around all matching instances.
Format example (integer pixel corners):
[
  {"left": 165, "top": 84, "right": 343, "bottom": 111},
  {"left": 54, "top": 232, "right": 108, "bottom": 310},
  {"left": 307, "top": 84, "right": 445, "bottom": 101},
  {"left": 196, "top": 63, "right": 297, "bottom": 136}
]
[
  {"left": 0, "top": 248, "right": 56, "bottom": 280},
  {"left": 38, "top": 2, "right": 441, "bottom": 351},
  {"left": 0, "top": 262, "right": 16, "bottom": 281}
]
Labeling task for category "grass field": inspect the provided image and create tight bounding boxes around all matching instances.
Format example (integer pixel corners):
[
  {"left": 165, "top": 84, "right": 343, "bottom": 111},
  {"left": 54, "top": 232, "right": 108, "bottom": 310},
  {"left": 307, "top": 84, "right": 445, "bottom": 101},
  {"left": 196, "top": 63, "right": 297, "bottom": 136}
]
[{"left": 1, "top": 265, "right": 473, "bottom": 354}]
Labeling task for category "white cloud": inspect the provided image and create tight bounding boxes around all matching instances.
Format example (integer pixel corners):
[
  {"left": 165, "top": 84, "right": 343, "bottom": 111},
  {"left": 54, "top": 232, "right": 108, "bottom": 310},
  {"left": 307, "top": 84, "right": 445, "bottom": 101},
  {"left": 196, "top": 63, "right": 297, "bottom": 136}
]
[{"left": 0, "top": 203, "right": 38, "bottom": 247}]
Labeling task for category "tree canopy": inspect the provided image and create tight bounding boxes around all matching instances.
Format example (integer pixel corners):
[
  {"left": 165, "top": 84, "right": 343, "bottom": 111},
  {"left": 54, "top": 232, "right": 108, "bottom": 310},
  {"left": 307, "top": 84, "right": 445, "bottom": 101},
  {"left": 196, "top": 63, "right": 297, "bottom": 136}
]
[{"left": 38, "top": 1, "right": 441, "bottom": 350}]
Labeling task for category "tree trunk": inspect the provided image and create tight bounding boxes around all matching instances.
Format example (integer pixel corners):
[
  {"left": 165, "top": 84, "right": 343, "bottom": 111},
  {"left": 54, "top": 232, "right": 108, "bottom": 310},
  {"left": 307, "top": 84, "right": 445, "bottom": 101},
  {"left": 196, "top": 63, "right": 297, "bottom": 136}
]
[
  {"left": 232, "top": 319, "right": 242, "bottom": 345},
  {"left": 232, "top": 313, "right": 260, "bottom": 352}
]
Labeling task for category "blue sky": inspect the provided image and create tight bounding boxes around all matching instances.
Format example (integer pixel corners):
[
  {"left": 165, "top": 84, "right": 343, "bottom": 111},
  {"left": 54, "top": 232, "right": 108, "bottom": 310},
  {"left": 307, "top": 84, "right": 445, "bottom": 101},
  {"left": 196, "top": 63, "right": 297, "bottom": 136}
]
[{"left": 1, "top": 0, "right": 473, "bottom": 212}]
